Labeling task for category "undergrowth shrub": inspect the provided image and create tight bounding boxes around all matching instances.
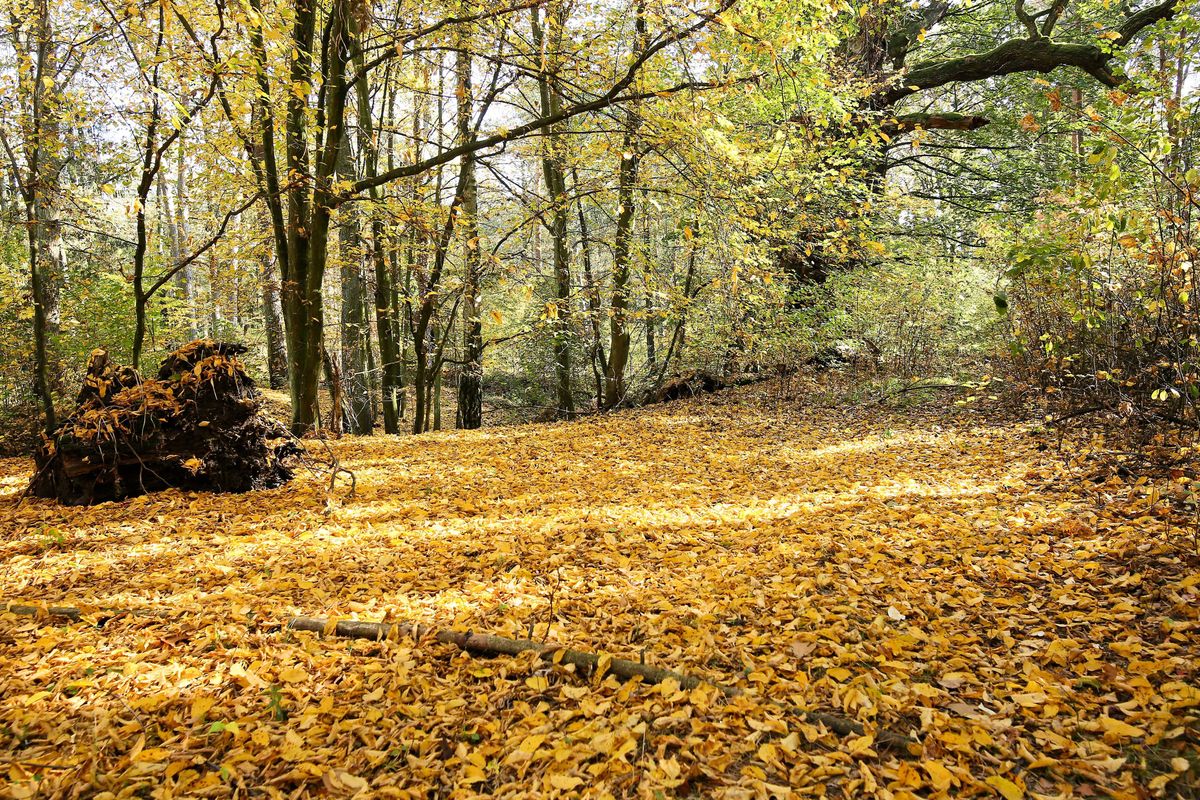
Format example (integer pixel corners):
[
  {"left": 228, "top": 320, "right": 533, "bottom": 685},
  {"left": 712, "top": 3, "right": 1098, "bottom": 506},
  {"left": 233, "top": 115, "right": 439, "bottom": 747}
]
[
  {"left": 1002, "top": 115, "right": 1198, "bottom": 427},
  {"left": 794, "top": 255, "right": 999, "bottom": 381}
]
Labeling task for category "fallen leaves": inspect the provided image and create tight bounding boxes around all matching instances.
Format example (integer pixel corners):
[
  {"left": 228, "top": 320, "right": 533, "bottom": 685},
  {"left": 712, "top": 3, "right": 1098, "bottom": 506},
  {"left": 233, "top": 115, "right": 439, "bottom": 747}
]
[
  {"left": 985, "top": 774, "right": 1024, "bottom": 799},
  {"left": 0, "top": 387, "right": 1197, "bottom": 797}
]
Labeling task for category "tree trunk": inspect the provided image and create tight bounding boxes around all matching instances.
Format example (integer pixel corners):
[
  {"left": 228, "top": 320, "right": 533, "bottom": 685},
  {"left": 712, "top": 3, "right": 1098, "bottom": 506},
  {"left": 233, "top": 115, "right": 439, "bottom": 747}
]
[
  {"left": 277, "top": 0, "right": 352, "bottom": 435},
  {"left": 172, "top": 139, "right": 197, "bottom": 338},
  {"left": 130, "top": 7, "right": 165, "bottom": 371},
  {"left": 337, "top": 141, "right": 374, "bottom": 435},
  {"left": 645, "top": 281, "right": 656, "bottom": 367},
  {"left": 603, "top": 3, "right": 646, "bottom": 409},
  {"left": 26, "top": 202, "right": 56, "bottom": 433},
  {"left": 260, "top": 205, "right": 289, "bottom": 390},
  {"left": 573, "top": 168, "right": 606, "bottom": 409},
  {"left": 354, "top": 69, "right": 402, "bottom": 434},
  {"left": 455, "top": 28, "right": 483, "bottom": 430},
  {"left": 533, "top": 5, "right": 574, "bottom": 419},
  {"left": 286, "top": 614, "right": 914, "bottom": 753}
]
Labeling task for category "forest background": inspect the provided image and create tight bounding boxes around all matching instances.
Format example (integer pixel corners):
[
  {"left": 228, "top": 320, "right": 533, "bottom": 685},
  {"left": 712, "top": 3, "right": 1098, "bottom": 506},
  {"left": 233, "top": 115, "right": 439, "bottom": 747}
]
[{"left": 0, "top": 0, "right": 1196, "bottom": 447}]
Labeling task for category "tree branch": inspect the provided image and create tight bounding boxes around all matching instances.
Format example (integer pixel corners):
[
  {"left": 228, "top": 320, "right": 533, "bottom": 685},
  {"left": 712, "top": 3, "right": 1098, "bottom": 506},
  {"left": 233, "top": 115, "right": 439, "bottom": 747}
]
[
  {"left": 884, "top": 0, "right": 1178, "bottom": 105},
  {"left": 885, "top": 112, "right": 991, "bottom": 132},
  {"left": 349, "top": 0, "right": 737, "bottom": 197}
]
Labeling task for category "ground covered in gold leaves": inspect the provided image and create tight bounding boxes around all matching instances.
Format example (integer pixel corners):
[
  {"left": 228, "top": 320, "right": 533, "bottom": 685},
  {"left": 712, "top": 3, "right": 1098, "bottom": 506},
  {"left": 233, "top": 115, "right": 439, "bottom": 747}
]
[{"left": 1, "top": 388, "right": 1197, "bottom": 799}]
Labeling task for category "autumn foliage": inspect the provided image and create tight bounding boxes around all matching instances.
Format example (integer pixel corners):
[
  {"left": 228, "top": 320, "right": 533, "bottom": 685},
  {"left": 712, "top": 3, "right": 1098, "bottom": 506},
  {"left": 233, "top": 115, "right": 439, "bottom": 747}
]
[{"left": 1, "top": 387, "right": 1197, "bottom": 797}]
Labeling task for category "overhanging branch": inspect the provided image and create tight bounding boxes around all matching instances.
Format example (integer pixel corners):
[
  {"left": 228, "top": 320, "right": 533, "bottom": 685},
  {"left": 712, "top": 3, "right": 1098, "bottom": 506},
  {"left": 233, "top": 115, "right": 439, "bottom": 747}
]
[
  {"left": 882, "top": 0, "right": 1178, "bottom": 105},
  {"left": 885, "top": 112, "right": 991, "bottom": 132}
]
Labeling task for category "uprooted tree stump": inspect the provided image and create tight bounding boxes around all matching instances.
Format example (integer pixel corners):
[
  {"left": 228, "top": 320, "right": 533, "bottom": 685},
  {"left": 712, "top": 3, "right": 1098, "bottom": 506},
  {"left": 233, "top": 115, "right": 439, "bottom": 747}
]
[{"left": 30, "top": 340, "right": 300, "bottom": 505}]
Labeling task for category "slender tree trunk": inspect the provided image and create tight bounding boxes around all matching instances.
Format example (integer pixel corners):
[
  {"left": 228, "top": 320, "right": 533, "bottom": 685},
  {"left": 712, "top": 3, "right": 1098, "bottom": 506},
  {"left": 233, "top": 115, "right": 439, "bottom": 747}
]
[
  {"left": 573, "top": 167, "right": 606, "bottom": 409},
  {"left": 433, "top": 342, "right": 443, "bottom": 431},
  {"left": 649, "top": 222, "right": 699, "bottom": 396},
  {"left": 155, "top": 169, "right": 184, "bottom": 321},
  {"left": 26, "top": 203, "right": 55, "bottom": 433},
  {"left": 337, "top": 141, "right": 374, "bottom": 434},
  {"left": 412, "top": 346, "right": 427, "bottom": 434},
  {"left": 456, "top": 26, "right": 483, "bottom": 430},
  {"left": 645, "top": 283, "right": 656, "bottom": 367},
  {"left": 130, "top": 8, "right": 166, "bottom": 371},
  {"left": 532, "top": 5, "right": 574, "bottom": 418},
  {"left": 603, "top": 2, "right": 645, "bottom": 409},
  {"left": 604, "top": 124, "right": 641, "bottom": 408},
  {"left": 353, "top": 66, "right": 402, "bottom": 433},
  {"left": 5, "top": 0, "right": 60, "bottom": 425},
  {"left": 398, "top": 248, "right": 410, "bottom": 421},
  {"left": 172, "top": 137, "right": 197, "bottom": 338},
  {"left": 322, "top": 345, "right": 345, "bottom": 435},
  {"left": 259, "top": 206, "right": 288, "bottom": 389},
  {"left": 39, "top": 184, "right": 64, "bottom": 337}
]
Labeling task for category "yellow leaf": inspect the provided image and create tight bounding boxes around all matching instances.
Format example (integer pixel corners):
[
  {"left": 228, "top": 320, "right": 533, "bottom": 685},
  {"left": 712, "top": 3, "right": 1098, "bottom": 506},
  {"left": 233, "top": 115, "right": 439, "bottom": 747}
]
[
  {"left": 595, "top": 653, "right": 612, "bottom": 680},
  {"left": 133, "top": 747, "right": 170, "bottom": 763},
  {"left": 1099, "top": 716, "right": 1145, "bottom": 739},
  {"left": 985, "top": 775, "right": 1024, "bottom": 800},
  {"left": 827, "top": 667, "right": 851, "bottom": 682},
  {"left": 278, "top": 666, "right": 308, "bottom": 683},
  {"left": 549, "top": 774, "right": 582, "bottom": 790},
  {"left": 923, "top": 761, "right": 954, "bottom": 791},
  {"left": 525, "top": 675, "right": 549, "bottom": 692},
  {"left": 190, "top": 695, "right": 216, "bottom": 721}
]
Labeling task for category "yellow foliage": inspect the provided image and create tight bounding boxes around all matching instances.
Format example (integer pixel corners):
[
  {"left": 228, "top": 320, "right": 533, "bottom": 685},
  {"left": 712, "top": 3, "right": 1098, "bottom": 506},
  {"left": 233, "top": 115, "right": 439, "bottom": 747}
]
[{"left": 0, "top": 387, "right": 1196, "bottom": 796}]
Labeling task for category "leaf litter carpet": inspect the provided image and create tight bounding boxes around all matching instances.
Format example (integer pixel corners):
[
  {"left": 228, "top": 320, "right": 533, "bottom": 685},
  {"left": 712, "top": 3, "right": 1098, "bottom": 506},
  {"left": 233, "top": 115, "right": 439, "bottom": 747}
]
[{"left": 0, "top": 389, "right": 1197, "bottom": 799}]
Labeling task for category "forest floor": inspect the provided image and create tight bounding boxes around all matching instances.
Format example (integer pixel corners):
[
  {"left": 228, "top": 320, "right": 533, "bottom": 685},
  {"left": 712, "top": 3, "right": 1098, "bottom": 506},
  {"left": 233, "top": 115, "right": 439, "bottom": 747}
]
[{"left": 0, "top": 385, "right": 1197, "bottom": 799}]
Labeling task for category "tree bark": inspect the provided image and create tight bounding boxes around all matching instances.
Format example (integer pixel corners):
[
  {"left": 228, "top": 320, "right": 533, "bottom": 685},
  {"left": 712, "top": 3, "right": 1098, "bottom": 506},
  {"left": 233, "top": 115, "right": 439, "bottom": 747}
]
[
  {"left": 337, "top": 141, "right": 374, "bottom": 435},
  {"left": 603, "top": 2, "right": 646, "bottom": 409},
  {"left": 532, "top": 5, "right": 575, "bottom": 419},
  {"left": 352, "top": 58, "right": 403, "bottom": 434},
  {"left": 455, "top": 15, "right": 483, "bottom": 430},
  {"left": 260, "top": 206, "right": 289, "bottom": 390},
  {"left": 574, "top": 168, "right": 606, "bottom": 409},
  {"left": 287, "top": 614, "right": 915, "bottom": 753}
]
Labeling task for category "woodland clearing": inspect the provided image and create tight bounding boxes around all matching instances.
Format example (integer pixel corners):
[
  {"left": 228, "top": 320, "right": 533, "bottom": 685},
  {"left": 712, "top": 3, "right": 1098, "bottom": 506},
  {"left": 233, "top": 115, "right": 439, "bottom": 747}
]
[{"left": 0, "top": 386, "right": 1197, "bottom": 799}]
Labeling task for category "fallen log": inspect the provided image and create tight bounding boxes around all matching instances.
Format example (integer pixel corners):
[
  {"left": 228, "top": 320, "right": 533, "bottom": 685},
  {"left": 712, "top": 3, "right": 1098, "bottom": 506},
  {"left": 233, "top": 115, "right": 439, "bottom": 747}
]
[
  {"left": 0, "top": 602, "right": 913, "bottom": 753},
  {"left": 287, "top": 615, "right": 916, "bottom": 753},
  {"left": 0, "top": 602, "right": 168, "bottom": 624},
  {"left": 2, "top": 603, "right": 86, "bottom": 621}
]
